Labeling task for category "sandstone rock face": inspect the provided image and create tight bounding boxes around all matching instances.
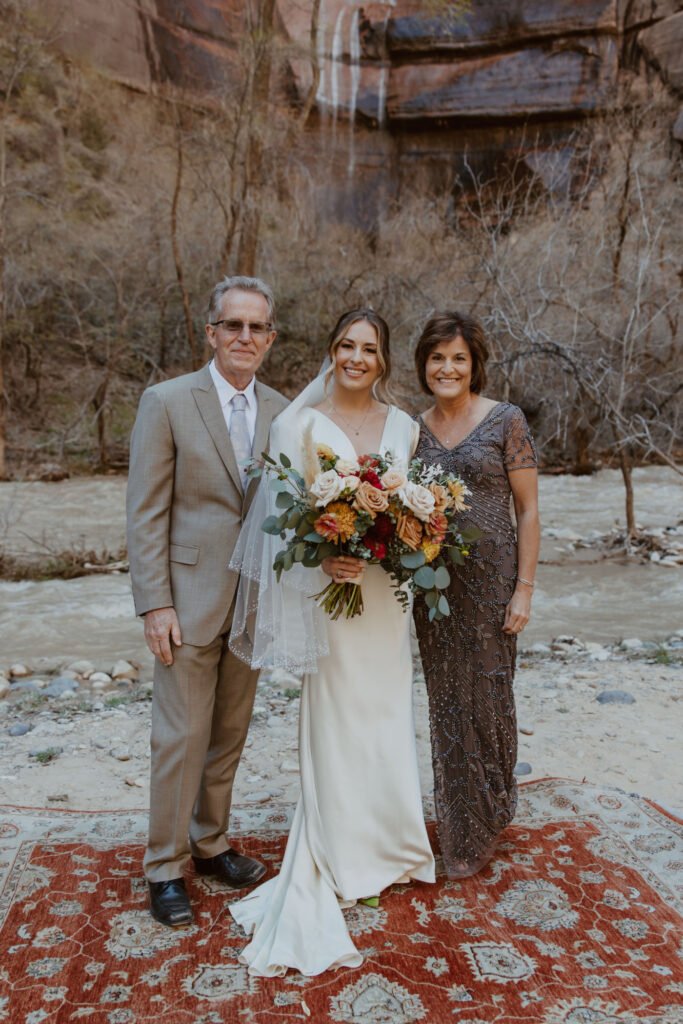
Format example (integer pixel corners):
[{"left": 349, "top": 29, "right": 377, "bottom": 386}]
[
  {"left": 638, "top": 11, "right": 683, "bottom": 89},
  {"left": 31, "top": 0, "right": 683, "bottom": 222}
]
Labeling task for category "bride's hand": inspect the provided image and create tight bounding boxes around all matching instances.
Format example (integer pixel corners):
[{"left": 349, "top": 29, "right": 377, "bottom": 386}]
[{"left": 322, "top": 555, "right": 366, "bottom": 583}]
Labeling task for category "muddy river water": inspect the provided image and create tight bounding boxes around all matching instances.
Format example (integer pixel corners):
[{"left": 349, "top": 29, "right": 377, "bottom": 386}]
[{"left": 1, "top": 467, "right": 681, "bottom": 671}]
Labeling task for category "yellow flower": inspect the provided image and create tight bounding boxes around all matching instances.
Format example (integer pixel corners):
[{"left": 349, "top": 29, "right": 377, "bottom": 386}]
[
  {"left": 447, "top": 478, "right": 470, "bottom": 512},
  {"left": 326, "top": 501, "right": 357, "bottom": 542},
  {"left": 420, "top": 539, "right": 441, "bottom": 563},
  {"left": 317, "top": 444, "right": 336, "bottom": 464}
]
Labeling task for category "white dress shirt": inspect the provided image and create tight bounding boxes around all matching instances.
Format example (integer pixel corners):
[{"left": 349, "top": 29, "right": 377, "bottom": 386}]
[{"left": 209, "top": 360, "right": 258, "bottom": 447}]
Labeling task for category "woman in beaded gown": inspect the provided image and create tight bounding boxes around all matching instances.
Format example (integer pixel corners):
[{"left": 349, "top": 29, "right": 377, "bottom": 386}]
[
  {"left": 412, "top": 311, "right": 540, "bottom": 879},
  {"left": 228, "top": 310, "right": 435, "bottom": 976}
]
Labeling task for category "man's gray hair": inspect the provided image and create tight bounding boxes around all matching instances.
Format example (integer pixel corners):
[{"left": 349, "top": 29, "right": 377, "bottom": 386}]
[{"left": 207, "top": 275, "right": 276, "bottom": 326}]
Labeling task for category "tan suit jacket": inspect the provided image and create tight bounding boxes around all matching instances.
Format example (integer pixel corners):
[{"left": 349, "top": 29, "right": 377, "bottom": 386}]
[{"left": 126, "top": 363, "right": 288, "bottom": 646}]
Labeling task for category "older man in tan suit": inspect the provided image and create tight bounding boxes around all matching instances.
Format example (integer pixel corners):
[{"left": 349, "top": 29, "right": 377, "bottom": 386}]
[{"left": 127, "top": 275, "right": 288, "bottom": 927}]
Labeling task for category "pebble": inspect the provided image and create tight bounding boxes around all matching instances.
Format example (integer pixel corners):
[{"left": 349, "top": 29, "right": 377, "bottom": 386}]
[
  {"left": 596, "top": 690, "right": 636, "bottom": 705},
  {"left": 252, "top": 705, "right": 267, "bottom": 716},
  {"left": 124, "top": 777, "right": 145, "bottom": 787},
  {"left": 243, "top": 791, "right": 271, "bottom": 803},
  {"left": 43, "top": 676, "right": 82, "bottom": 697},
  {"left": 111, "top": 660, "right": 139, "bottom": 680},
  {"left": 47, "top": 793, "right": 69, "bottom": 802},
  {"left": 529, "top": 643, "right": 551, "bottom": 655},
  {"left": 8, "top": 723, "right": 31, "bottom": 736},
  {"left": 519, "top": 725, "right": 534, "bottom": 736},
  {"left": 266, "top": 715, "right": 286, "bottom": 729},
  {"left": 10, "top": 679, "right": 41, "bottom": 693},
  {"left": 91, "top": 735, "right": 109, "bottom": 749},
  {"left": 9, "top": 664, "right": 31, "bottom": 678},
  {"left": 280, "top": 760, "right": 299, "bottom": 773},
  {"left": 574, "top": 671, "right": 599, "bottom": 680},
  {"left": 514, "top": 762, "right": 532, "bottom": 776},
  {"left": 621, "top": 638, "right": 643, "bottom": 650},
  {"left": 110, "top": 745, "right": 131, "bottom": 761},
  {"left": 89, "top": 672, "right": 112, "bottom": 685}
]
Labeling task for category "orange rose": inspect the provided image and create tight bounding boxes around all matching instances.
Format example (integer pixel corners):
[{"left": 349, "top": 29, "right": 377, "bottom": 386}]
[
  {"left": 396, "top": 512, "right": 423, "bottom": 550},
  {"left": 313, "top": 513, "right": 340, "bottom": 541},
  {"left": 353, "top": 480, "right": 389, "bottom": 519},
  {"left": 429, "top": 482, "right": 451, "bottom": 512},
  {"left": 426, "top": 510, "right": 448, "bottom": 542}
]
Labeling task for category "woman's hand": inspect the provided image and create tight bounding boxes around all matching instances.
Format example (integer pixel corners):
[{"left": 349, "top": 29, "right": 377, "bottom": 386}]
[
  {"left": 503, "top": 586, "right": 532, "bottom": 635},
  {"left": 321, "top": 555, "right": 366, "bottom": 582}
]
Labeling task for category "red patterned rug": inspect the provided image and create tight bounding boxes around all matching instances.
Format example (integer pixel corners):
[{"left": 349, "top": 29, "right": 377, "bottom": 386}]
[{"left": 1, "top": 779, "right": 682, "bottom": 1024}]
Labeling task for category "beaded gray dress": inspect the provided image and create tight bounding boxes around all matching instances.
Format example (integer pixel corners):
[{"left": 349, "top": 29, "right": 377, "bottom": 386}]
[{"left": 413, "top": 402, "right": 537, "bottom": 878}]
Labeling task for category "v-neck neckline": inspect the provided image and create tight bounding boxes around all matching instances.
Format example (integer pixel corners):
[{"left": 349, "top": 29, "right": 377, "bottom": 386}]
[
  {"left": 308, "top": 406, "right": 393, "bottom": 459},
  {"left": 418, "top": 403, "right": 502, "bottom": 453}
]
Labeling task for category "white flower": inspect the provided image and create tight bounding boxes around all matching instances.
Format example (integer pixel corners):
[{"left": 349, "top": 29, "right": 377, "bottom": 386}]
[
  {"left": 341, "top": 475, "right": 360, "bottom": 494},
  {"left": 398, "top": 482, "right": 436, "bottom": 522},
  {"left": 381, "top": 466, "right": 407, "bottom": 492},
  {"left": 310, "top": 469, "right": 345, "bottom": 506},
  {"left": 336, "top": 458, "right": 359, "bottom": 476}
]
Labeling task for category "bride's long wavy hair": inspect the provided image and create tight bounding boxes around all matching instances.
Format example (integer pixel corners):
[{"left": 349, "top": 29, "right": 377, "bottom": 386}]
[{"left": 323, "top": 308, "right": 393, "bottom": 402}]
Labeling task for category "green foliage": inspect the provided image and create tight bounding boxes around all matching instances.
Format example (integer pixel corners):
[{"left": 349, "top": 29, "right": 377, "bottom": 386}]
[{"left": 33, "top": 747, "right": 61, "bottom": 765}]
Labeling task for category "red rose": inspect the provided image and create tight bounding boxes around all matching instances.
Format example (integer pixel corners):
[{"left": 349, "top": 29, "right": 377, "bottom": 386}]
[
  {"left": 358, "top": 455, "right": 380, "bottom": 469},
  {"left": 360, "top": 469, "right": 383, "bottom": 489},
  {"left": 364, "top": 537, "right": 386, "bottom": 560}
]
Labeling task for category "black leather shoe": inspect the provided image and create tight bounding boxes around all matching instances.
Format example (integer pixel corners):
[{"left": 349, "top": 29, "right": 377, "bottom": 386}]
[
  {"left": 148, "top": 878, "right": 193, "bottom": 927},
  {"left": 193, "top": 848, "right": 266, "bottom": 888}
]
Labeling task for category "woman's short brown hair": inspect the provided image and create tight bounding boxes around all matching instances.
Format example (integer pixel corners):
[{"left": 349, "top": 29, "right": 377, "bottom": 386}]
[
  {"left": 414, "top": 311, "right": 489, "bottom": 395},
  {"left": 325, "top": 308, "right": 392, "bottom": 399}
]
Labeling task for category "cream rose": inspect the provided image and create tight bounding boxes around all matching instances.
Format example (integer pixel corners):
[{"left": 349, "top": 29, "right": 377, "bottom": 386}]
[
  {"left": 398, "top": 481, "right": 436, "bottom": 522},
  {"left": 336, "top": 457, "right": 360, "bottom": 476},
  {"left": 310, "top": 469, "right": 345, "bottom": 506},
  {"left": 429, "top": 482, "right": 451, "bottom": 512},
  {"left": 341, "top": 475, "right": 360, "bottom": 494},
  {"left": 353, "top": 480, "right": 389, "bottom": 518},
  {"left": 381, "top": 466, "right": 407, "bottom": 493}
]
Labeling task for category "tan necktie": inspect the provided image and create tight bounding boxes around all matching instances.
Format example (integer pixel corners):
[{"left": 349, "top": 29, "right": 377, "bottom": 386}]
[{"left": 229, "top": 393, "right": 251, "bottom": 492}]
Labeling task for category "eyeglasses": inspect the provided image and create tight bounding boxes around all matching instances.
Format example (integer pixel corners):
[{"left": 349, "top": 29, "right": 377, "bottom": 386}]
[{"left": 210, "top": 319, "right": 272, "bottom": 338}]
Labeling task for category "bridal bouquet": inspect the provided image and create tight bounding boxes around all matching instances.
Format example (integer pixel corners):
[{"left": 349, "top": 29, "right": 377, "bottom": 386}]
[{"left": 249, "top": 442, "right": 479, "bottom": 621}]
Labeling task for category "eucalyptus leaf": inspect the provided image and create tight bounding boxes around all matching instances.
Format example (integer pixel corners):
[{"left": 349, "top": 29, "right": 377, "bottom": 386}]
[
  {"left": 270, "top": 478, "right": 289, "bottom": 493},
  {"left": 413, "top": 565, "right": 436, "bottom": 589},
  {"left": 296, "top": 519, "right": 311, "bottom": 538},
  {"left": 279, "top": 453, "right": 292, "bottom": 468},
  {"left": 318, "top": 542, "right": 337, "bottom": 560},
  {"left": 262, "top": 452, "right": 276, "bottom": 465},
  {"left": 293, "top": 542, "right": 306, "bottom": 562},
  {"left": 282, "top": 550, "right": 294, "bottom": 571},
  {"left": 438, "top": 594, "right": 450, "bottom": 616},
  {"left": 276, "top": 511, "right": 290, "bottom": 530},
  {"left": 428, "top": 605, "right": 437, "bottom": 622},
  {"left": 261, "top": 515, "right": 281, "bottom": 535},
  {"left": 275, "top": 491, "right": 295, "bottom": 509},
  {"left": 304, "top": 531, "right": 324, "bottom": 542},
  {"left": 400, "top": 550, "right": 427, "bottom": 569},
  {"left": 286, "top": 509, "right": 302, "bottom": 529},
  {"left": 433, "top": 565, "right": 450, "bottom": 590},
  {"left": 424, "top": 589, "right": 439, "bottom": 608},
  {"left": 460, "top": 526, "right": 482, "bottom": 543},
  {"left": 448, "top": 546, "right": 464, "bottom": 565}
]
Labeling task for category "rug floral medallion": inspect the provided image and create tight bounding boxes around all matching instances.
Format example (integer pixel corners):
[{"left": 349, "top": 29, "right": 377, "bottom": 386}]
[{"left": 0, "top": 779, "right": 681, "bottom": 1024}]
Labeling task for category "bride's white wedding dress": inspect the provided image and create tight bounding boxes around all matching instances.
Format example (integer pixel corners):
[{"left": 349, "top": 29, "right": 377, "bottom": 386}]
[{"left": 229, "top": 405, "right": 435, "bottom": 977}]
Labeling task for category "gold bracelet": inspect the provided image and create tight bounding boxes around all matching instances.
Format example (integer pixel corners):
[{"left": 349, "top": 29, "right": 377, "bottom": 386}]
[{"left": 517, "top": 576, "right": 535, "bottom": 588}]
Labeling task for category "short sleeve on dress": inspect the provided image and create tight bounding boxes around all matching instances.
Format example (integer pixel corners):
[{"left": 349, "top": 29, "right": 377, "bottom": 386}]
[{"left": 503, "top": 406, "right": 537, "bottom": 470}]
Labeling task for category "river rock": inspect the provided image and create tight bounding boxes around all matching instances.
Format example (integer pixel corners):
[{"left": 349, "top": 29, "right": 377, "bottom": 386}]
[
  {"left": 596, "top": 690, "right": 636, "bottom": 704},
  {"left": 110, "top": 660, "right": 139, "bottom": 680},
  {"left": 10, "top": 680, "right": 41, "bottom": 693},
  {"left": 89, "top": 672, "right": 112, "bottom": 685},
  {"left": 519, "top": 725, "right": 535, "bottom": 736},
  {"left": 110, "top": 745, "right": 131, "bottom": 761},
  {"left": 280, "top": 760, "right": 300, "bottom": 773},
  {"left": 9, "top": 664, "right": 31, "bottom": 678},
  {"left": 124, "top": 776, "right": 145, "bottom": 787},
  {"left": 530, "top": 642, "right": 552, "bottom": 655},
  {"left": 514, "top": 761, "right": 532, "bottom": 776},
  {"left": 0, "top": 677, "right": 9, "bottom": 699},
  {"left": 8, "top": 723, "right": 31, "bottom": 736},
  {"left": 243, "top": 791, "right": 271, "bottom": 804},
  {"left": 43, "top": 676, "right": 82, "bottom": 697},
  {"left": 67, "top": 660, "right": 95, "bottom": 677},
  {"left": 621, "top": 638, "right": 643, "bottom": 650}
]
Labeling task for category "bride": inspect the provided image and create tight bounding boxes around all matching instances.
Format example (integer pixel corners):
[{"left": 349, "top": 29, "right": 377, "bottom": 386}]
[{"left": 227, "top": 309, "right": 435, "bottom": 977}]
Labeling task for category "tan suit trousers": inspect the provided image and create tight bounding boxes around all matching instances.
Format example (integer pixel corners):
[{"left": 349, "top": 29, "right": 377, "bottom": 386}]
[{"left": 143, "top": 603, "right": 258, "bottom": 882}]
